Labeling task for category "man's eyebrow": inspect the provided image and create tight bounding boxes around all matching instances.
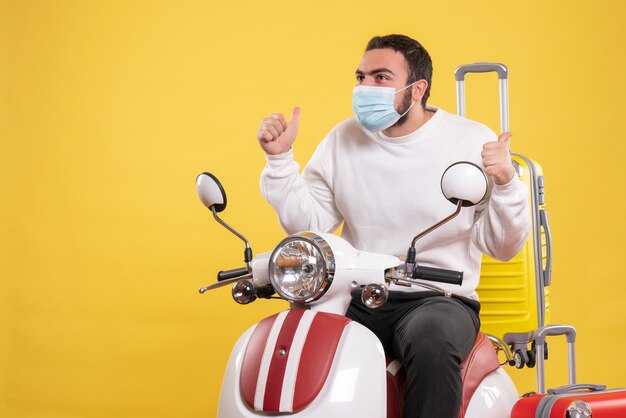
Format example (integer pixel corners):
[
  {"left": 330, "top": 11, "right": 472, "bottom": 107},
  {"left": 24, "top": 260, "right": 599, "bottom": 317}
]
[{"left": 355, "top": 68, "right": 396, "bottom": 76}]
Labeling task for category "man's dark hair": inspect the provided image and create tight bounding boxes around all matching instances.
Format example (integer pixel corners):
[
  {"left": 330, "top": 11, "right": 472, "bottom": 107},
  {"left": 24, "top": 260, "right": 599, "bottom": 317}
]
[{"left": 365, "top": 34, "right": 432, "bottom": 107}]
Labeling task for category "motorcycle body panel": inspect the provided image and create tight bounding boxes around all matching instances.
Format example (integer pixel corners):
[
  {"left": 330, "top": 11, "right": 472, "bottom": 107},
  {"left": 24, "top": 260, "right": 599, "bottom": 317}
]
[
  {"left": 218, "top": 311, "right": 387, "bottom": 418},
  {"left": 465, "top": 367, "right": 519, "bottom": 418}
]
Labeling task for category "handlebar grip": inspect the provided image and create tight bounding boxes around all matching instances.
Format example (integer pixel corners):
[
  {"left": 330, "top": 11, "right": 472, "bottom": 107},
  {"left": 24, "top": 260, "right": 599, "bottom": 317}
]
[
  {"left": 217, "top": 267, "right": 249, "bottom": 281},
  {"left": 413, "top": 265, "right": 463, "bottom": 286}
]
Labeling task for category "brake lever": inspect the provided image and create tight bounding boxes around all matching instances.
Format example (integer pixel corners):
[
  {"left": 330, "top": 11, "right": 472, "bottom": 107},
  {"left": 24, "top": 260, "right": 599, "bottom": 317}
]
[
  {"left": 390, "top": 277, "right": 451, "bottom": 296},
  {"left": 198, "top": 273, "right": 253, "bottom": 293}
]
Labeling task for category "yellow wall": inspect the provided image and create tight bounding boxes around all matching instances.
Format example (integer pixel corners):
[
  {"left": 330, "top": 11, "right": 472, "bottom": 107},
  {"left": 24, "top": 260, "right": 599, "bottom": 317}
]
[
  {"left": 1, "top": 0, "right": 625, "bottom": 417},
  {"left": 1, "top": 0, "right": 8, "bottom": 415}
]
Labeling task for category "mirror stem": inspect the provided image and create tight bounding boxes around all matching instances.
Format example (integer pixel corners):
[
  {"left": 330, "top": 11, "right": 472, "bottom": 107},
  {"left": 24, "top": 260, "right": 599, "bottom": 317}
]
[
  {"left": 406, "top": 200, "right": 464, "bottom": 269},
  {"left": 411, "top": 200, "right": 463, "bottom": 248},
  {"left": 211, "top": 206, "right": 253, "bottom": 268}
]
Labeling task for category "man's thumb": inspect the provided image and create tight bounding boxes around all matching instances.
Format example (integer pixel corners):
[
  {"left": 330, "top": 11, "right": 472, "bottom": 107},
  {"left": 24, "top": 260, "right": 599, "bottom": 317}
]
[
  {"left": 498, "top": 132, "right": 512, "bottom": 143},
  {"left": 290, "top": 107, "right": 301, "bottom": 128}
]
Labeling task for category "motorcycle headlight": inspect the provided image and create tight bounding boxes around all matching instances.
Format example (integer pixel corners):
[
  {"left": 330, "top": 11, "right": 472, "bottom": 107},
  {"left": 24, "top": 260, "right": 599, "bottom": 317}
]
[{"left": 269, "top": 232, "right": 335, "bottom": 303}]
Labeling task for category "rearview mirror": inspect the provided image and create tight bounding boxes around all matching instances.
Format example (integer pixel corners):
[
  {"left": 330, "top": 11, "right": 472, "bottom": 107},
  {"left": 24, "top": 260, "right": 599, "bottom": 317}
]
[
  {"left": 440, "top": 162, "right": 488, "bottom": 207},
  {"left": 196, "top": 172, "right": 227, "bottom": 212}
]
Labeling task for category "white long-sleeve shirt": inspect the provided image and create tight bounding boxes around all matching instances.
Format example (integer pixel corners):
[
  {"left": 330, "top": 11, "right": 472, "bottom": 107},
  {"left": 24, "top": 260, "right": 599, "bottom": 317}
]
[{"left": 261, "top": 108, "right": 530, "bottom": 298}]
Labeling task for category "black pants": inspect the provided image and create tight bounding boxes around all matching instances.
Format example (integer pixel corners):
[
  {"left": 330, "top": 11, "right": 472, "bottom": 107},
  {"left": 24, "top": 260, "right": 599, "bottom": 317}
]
[{"left": 346, "top": 291, "right": 480, "bottom": 418}]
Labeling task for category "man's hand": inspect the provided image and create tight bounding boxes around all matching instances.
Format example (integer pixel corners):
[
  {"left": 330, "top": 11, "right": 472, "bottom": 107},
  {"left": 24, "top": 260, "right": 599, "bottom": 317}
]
[
  {"left": 256, "top": 107, "right": 301, "bottom": 155},
  {"left": 482, "top": 132, "right": 515, "bottom": 185}
]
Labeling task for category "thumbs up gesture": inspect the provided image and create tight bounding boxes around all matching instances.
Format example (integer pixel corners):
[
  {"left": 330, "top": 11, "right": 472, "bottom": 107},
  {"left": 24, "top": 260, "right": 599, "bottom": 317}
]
[
  {"left": 482, "top": 132, "right": 515, "bottom": 185},
  {"left": 256, "top": 107, "right": 301, "bottom": 155}
]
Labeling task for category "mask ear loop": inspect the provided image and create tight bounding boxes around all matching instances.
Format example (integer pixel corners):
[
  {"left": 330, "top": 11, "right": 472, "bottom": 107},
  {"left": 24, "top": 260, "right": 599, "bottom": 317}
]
[
  {"left": 397, "top": 81, "right": 418, "bottom": 117},
  {"left": 395, "top": 80, "right": 419, "bottom": 93},
  {"left": 399, "top": 100, "right": 416, "bottom": 117}
]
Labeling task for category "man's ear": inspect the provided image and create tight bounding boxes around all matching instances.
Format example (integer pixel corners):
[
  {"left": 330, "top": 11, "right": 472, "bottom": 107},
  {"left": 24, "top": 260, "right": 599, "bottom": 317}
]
[{"left": 412, "top": 79, "right": 428, "bottom": 104}]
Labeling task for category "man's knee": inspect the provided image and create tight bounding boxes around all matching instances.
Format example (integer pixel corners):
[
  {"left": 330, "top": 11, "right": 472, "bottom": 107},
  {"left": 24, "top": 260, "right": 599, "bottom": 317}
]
[{"left": 393, "top": 299, "right": 477, "bottom": 362}]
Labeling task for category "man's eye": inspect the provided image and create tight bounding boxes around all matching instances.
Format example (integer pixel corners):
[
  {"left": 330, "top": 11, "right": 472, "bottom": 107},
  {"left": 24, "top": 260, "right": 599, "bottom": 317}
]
[
  {"left": 356, "top": 75, "right": 365, "bottom": 82},
  {"left": 377, "top": 75, "right": 388, "bottom": 81}
]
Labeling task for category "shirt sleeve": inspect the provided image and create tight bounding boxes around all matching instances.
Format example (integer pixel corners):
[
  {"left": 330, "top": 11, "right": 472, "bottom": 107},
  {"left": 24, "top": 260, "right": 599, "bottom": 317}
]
[
  {"left": 260, "top": 141, "right": 343, "bottom": 235},
  {"left": 471, "top": 175, "right": 531, "bottom": 261}
]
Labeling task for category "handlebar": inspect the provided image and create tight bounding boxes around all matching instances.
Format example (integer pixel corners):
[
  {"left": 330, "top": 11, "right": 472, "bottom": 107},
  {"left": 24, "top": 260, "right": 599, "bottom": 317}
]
[
  {"left": 217, "top": 267, "right": 249, "bottom": 281},
  {"left": 412, "top": 265, "right": 463, "bottom": 286}
]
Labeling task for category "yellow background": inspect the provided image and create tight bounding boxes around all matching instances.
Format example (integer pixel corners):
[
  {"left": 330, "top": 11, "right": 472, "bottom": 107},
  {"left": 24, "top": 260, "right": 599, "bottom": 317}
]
[{"left": 1, "top": 0, "right": 625, "bottom": 417}]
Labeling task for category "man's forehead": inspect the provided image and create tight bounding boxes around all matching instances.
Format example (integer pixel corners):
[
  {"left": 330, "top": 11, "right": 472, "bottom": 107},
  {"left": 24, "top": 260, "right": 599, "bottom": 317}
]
[{"left": 357, "top": 48, "right": 408, "bottom": 74}]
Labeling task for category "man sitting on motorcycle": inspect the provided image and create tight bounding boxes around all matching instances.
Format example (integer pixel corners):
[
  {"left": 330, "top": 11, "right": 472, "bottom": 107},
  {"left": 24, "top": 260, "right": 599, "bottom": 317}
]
[{"left": 255, "top": 34, "right": 530, "bottom": 418}]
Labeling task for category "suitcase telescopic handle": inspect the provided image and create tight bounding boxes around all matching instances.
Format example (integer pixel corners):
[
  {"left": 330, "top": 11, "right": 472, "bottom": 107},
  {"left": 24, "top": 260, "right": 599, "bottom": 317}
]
[
  {"left": 534, "top": 324, "right": 577, "bottom": 394},
  {"left": 454, "top": 62, "right": 510, "bottom": 134},
  {"left": 455, "top": 63, "right": 508, "bottom": 80}
]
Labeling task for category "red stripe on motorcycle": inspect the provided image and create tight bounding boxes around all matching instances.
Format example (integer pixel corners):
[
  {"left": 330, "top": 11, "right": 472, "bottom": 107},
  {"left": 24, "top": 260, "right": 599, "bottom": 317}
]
[
  {"left": 292, "top": 312, "right": 351, "bottom": 412},
  {"left": 240, "top": 313, "right": 278, "bottom": 409},
  {"left": 263, "top": 309, "right": 306, "bottom": 411}
]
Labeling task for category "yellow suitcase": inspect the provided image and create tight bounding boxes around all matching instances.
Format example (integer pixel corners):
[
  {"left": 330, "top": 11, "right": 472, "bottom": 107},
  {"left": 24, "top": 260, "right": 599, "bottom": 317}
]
[{"left": 455, "top": 64, "right": 552, "bottom": 340}]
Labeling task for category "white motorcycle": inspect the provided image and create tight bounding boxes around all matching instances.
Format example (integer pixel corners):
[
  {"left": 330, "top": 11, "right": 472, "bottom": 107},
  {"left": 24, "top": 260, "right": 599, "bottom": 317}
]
[{"left": 196, "top": 162, "right": 520, "bottom": 418}]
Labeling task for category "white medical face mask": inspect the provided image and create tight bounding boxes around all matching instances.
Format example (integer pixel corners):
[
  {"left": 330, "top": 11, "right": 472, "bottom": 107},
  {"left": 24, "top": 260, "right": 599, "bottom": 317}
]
[{"left": 352, "top": 82, "right": 417, "bottom": 132}]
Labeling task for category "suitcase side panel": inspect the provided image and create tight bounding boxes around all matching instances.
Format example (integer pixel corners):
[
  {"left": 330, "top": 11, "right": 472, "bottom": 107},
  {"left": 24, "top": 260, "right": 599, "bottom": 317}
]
[
  {"left": 538, "top": 389, "right": 626, "bottom": 417},
  {"left": 510, "top": 394, "right": 545, "bottom": 418},
  {"left": 512, "top": 389, "right": 626, "bottom": 417},
  {"left": 477, "top": 155, "right": 550, "bottom": 338}
]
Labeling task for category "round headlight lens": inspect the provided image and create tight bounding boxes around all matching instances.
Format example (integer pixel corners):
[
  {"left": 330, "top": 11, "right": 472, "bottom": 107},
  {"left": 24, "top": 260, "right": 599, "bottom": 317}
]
[{"left": 269, "top": 234, "right": 333, "bottom": 302}]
